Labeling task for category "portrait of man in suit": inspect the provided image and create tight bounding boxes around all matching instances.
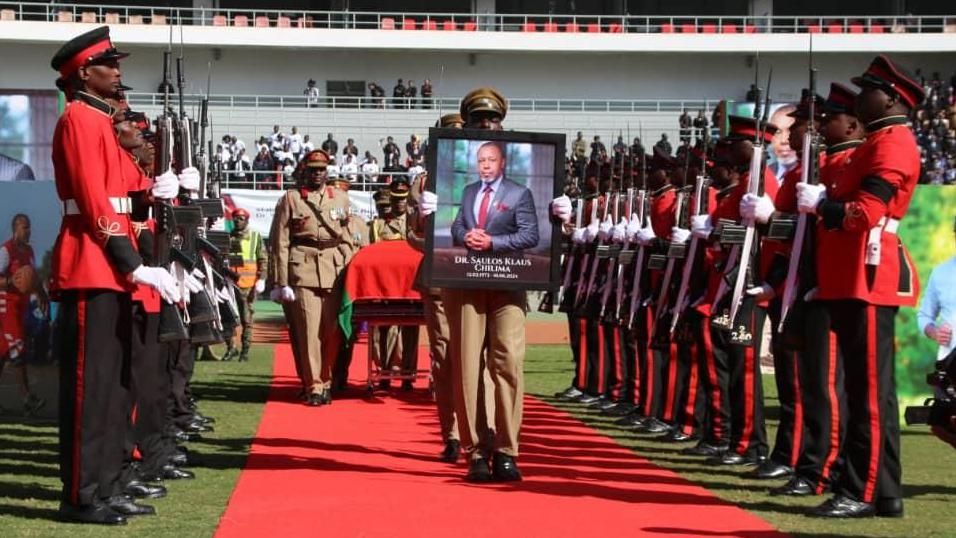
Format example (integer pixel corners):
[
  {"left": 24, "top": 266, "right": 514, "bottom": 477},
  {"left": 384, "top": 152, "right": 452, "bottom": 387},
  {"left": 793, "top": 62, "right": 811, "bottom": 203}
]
[{"left": 450, "top": 142, "right": 539, "bottom": 254}]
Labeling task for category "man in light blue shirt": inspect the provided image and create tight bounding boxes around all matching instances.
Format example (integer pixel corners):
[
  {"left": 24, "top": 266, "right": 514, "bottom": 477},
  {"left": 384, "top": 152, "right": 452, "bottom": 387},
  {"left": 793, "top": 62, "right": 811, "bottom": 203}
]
[{"left": 917, "top": 218, "right": 956, "bottom": 357}]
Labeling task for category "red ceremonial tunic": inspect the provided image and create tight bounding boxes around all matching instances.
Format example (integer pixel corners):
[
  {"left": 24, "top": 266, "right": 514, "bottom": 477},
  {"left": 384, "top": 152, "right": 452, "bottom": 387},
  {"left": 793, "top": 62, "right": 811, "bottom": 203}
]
[
  {"left": 815, "top": 118, "right": 920, "bottom": 306},
  {"left": 51, "top": 92, "right": 141, "bottom": 292},
  {"left": 0, "top": 239, "right": 34, "bottom": 359}
]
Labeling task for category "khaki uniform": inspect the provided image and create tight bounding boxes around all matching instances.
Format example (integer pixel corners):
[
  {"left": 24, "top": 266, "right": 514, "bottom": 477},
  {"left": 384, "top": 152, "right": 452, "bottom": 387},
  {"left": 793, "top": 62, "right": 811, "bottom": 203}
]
[
  {"left": 269, "top": 185, "right": 351, "bottom": 393},
  {"left": 408, "top": 174, "right": 494, "bottom": 445},
  {"left": 332, "top": 212, "right": 369, "bottom": 389},
  {"left": 446, "top": 86, "right": 527, "bottom": 460},
  {"left": 369, "top": 213, "right": 417, "bottom": 373}
]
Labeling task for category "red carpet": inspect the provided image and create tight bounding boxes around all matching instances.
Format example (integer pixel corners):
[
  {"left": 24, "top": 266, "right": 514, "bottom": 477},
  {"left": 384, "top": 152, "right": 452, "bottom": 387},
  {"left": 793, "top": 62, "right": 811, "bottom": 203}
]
[{"left": 215, "top": 341, "right": 786, "bottom": 538}]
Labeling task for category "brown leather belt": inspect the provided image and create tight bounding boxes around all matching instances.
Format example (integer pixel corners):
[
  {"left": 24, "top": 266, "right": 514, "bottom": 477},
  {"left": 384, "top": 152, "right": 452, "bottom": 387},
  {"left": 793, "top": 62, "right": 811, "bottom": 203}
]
[{"left": 292, "top": 237, "right": 341, "bottom": 249}]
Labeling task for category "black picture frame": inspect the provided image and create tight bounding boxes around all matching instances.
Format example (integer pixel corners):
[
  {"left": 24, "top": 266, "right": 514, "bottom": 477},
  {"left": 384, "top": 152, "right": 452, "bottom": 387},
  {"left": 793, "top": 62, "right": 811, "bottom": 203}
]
[{"left": 423, "top": 127, "right": 565, "bottom": 291}]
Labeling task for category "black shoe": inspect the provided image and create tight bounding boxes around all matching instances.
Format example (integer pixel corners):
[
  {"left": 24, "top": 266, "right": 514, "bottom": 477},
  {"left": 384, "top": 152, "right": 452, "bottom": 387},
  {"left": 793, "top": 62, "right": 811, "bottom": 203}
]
[
  {"left": 876, "top": 497, "right": 904, "bottom": 518},
  {"left": 439, "top": 439, "right": 461, "bottom": 463},
  {"left": 681, "top": 442, "right": 728, "bottom": 457},
  {"left": 707, "top": 451, "right": 763, "bottom": 466},
  {"left": 634, "top": 418, "right": 671, "bottom": 434},
  {"left": 770, "top": 475, "right": 816, "bottom": 496},
  {"left": 143, "top": 464, "right": 195, "bottom": 481},
  {"left": 378, "top": 379, "right": 391, "bottom": 390},
  {"left": 465, "top": 457, "right": 493, "bottom": 483},
  {"left": 221, "top": 348, "right": 237, "bottom": 362},
  {"left": 554, "top": 386, "right": 583, "bottom": 400},
  {"left": 808, "top": 494, "right": 876, "bottom": 518},
  {"left": 595, "top": 399, "right": 618, "bottom": 412},
  {"left": 173, "top": 430, "right": 202, "bottom": 443},
  {"left": 319, "top": 389, "right": 333, "bottom": 405},
  {"left": 168, "top": 452, "right": 190, "bottom": 467},
  {"left": 401, "top": 380, "right": 414, "bottom": 391},
  {"left": 602, "top": 402, "right": 635, "bottom": 417},
  {"left": 491, "top": 453, "right": 523, "bottom": 482},
  {"left": 586, "top": 396, "right": 609, "bottom": 410},
  {"left": 744, "top": 460, "right": 793, "bottom": 480},
  {"left": 237, "top": 352, "right": 249, "bottom": 362},
  {"left": 185, "top": 421, "right": 214, "bottom": 433},
  {"left": 192, "top": 413, "right": 216, "bottom": 424},
  {"left": 614, "top": 413, "right": 646, "bottom": 427},
  {"left": 658, "top": 429, "right": 697, "bottom": 443},
  {"left": 307, "top": 393, "right": 323, "bottom": 406},
  {"left": 123, "top": 480, "right": 167, "bottom": 499},
  {"left": 105, "top": 495, "right": 156, "bottom": 517},
  {"left": 58, "top": 501, "right": 127, "bottom": 525},
  {"left": 575, "top": 393, "right": 601, "bottom": 405}
]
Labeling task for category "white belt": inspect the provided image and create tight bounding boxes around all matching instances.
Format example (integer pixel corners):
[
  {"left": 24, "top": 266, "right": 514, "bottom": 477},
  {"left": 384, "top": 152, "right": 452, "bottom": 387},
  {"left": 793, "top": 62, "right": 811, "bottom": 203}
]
[
  {"left": 866, "top": 217, "right": 901, "bottom": 266},
  {"left": 63, "top": 197, "right": 132, "bottom": 216}
]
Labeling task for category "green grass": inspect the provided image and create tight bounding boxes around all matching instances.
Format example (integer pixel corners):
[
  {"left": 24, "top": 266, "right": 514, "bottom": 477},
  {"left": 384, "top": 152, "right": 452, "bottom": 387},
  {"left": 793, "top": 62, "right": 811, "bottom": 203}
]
[
  {"left": 3, "top": 336, "right": 953, "bottom": 537},
  {"left": 0, "top": 345, "right": 273, "bottom": 537},
  {"left": 525, "top": 344, "right": 956, "bottom": 538}
]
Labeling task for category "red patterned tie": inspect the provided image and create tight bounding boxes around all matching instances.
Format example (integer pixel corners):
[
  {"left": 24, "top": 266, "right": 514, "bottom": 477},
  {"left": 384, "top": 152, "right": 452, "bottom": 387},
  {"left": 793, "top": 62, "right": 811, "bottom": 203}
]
[{"left": 476, "top": 185, "right": 493, "bottom": 229}]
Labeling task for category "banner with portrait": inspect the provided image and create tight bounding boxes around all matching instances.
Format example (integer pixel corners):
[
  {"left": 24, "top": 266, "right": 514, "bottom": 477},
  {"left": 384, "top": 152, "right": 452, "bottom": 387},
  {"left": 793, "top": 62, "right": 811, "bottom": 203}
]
[{"left": 424, "top": 128, "right": 564, "bottom": 290}]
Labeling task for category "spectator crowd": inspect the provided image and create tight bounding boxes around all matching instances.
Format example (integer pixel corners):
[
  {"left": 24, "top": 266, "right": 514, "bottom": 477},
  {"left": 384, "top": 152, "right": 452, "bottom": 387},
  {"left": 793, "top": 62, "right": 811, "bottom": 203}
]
[
  {"left": 914, "top": 70, "right": 956, "bottom": 184},
  {"left": 214, "top": 125, "right": 429, "bottom": 190}
]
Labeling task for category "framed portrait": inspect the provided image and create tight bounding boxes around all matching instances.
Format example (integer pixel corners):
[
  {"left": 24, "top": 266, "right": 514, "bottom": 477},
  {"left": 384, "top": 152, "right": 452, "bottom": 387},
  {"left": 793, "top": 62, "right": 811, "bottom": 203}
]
[{"left": 423, "top": 128, "right": 565, "bottom": 291}]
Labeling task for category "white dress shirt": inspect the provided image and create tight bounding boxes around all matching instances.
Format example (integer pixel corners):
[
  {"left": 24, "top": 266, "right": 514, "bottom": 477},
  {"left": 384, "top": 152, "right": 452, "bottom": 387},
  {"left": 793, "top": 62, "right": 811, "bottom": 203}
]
[{"left": 472, "top": 176, "right": 503, "bottom": 225}]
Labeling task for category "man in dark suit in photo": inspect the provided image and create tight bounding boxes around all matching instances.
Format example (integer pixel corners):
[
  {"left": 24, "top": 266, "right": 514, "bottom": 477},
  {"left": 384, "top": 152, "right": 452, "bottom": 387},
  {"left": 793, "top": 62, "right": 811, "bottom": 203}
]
[{"left": 451, "top": 142, "right": 538, "bottom": 254}]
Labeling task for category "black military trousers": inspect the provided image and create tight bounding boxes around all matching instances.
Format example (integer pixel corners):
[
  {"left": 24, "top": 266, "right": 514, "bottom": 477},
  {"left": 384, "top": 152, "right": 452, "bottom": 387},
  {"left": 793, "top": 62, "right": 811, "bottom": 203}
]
[
  {"left": 601, "top": 322, "right": 626, "bottom": 401},
  {"left": 794, "top": 300, "right": 845, "bottom": 493},
  {"left": 637, "top": 306, "right": 665, "bottom": 418},
  {"left": 674, "top": 320, "right": 707, "bottom": 435},
  {"left": 579, "top": 315, "right": 603, "bottom": 396},
  {"left": 125, "top": 305, "right": 174, "bottom": 476},
  {"left": 826, "top": 300, "right": 900, "bottom": 504},
  {"left": 614, "top": 325, "right": 640, "bottom": 404},
  {"left": 712, "top": 301, "right": 768, "bottom": 458},
  {"left": 56, "top": 289, "right": 132, "bottom": 506},
  {"left": 566, "top": 313, "right": 583, "bottom": 390},
  {"left": 659, "top": 341, "right": 683, "bottom": 424},
  {"left": 690, "top": 310, "right": 729, "bottom": 446},
  {"left": 167, "top": 340, "right": 196, "bottom": 430},
  {"left": 767, "top": 299, "right": 805, "bottom": 469}
]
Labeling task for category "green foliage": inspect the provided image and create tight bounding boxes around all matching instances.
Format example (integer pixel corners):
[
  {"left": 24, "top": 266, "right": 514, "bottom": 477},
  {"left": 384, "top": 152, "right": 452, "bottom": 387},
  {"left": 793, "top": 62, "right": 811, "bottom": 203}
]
[{"left": 897, "top": 186, "right": 956, "bottom": 402}]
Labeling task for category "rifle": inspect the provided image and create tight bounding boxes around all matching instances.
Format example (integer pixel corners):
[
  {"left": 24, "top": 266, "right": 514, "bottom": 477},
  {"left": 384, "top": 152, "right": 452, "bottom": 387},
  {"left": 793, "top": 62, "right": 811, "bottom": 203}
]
[
  {"left": 582, "top": 168, "right": 614, "bottom": 308},
  {"left": 572, "top": 161, "right": 602, "bottom": 310},
  {"left": 670, "top": 167, "right": 712, "bottom": 335},
  {"left": 626, "top": 134, "right": 651, "bottom": 328},
  {"left": 778, "top": 38, "right": 820, "bottom": 334},
  {"left": 725, "top": 65, "right": 773, "bottom": 344},
  {"left": 613, "top": 187, "right": 636, "bottom": 322},
  {"left": 598, "top": 190, "right": 622, "bottom": 319},
  {"left": 557, "top": 197, "right": 585, "bottom": 307},
  {"left": 649, "top": 188, "right": 688, "bottom": 344}
]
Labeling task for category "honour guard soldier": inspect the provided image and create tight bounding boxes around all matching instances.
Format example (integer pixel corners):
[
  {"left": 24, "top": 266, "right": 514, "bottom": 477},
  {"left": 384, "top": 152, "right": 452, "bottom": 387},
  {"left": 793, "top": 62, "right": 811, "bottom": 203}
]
[
  {"left": 797, "top": 55, "right": 923, "bottom": 518},
  {"left": 269, "top": 149, "right": 349, "bottom": 406},
  {"left": 331, "top": 176, "right": 370, "bottom": 391},
  {"left": 226, "top": 207, "right": 267, "bottom": 362},
  {"left": 771, "top": 82, "right": 864, "bottom": 498},
  {"left": 51, "top": 26, "right": 182, "bottom": 524}
]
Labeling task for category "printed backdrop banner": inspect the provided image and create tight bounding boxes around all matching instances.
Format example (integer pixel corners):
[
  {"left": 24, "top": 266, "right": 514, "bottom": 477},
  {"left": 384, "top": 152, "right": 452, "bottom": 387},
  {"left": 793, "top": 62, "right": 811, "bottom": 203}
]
[{"left": 222, "top": 188, "right": 374, "bottom": 238}]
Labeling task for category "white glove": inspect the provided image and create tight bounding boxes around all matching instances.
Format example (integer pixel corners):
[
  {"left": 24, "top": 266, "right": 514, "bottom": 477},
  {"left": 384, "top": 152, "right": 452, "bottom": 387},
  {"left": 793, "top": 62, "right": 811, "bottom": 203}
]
[
  {"left": 583, "top": 219, "right": 600, "bottom": 243},
  {"left": 597, "top": 215, "right": 614, "bottom": 241},
  {"left": 129, "top": 265, "right": 181, "bottom": 304},
  {"left": 177, "top": 166, "right": 201, "bottom": 192},
  {"left": 420, "top": 191, "right": 437, "bottom": 216},
  {"left": 740, "top": 193, "right": 775, "bottom": 224},
  {"left": 151, "top": 169, "right": 179, "bottom": 199},
  {"left": 181, "top": 269, "right": 204, "bottom": 294},
  {"left": 636, "top": 225, "right": 656, "bottom": 246},
  {"left": 691, "top": 214, "right": 713, "bottom": 239},
  {"left": 550, "top": 195, "right": 572, "bottom": 223},
  {"left": 255, "top": 279, "right": 266, "bottom": 294},
  {"left": 269, "top": 286, "right": 282, "bottom": 302},
  {"left": 216, "top": 286, "right": 230, "bottom": 303},
  {"left": 671, "top": 227, "right": 691, "bottom": 245},
  {"left": 797, "top": 183, "right": 826, "bottom": 214},
  {"left": 280, "top": 285, "right": 295, "bottom": 303},
  {"left": 746, "top": 283, "right": 776, "bottom": 301},
  {"left": 626, "top": 213, "right": 641, "bottom": 242},
  {"left": 611, "top": 216, "right": 628, "bottom": 243},
  {"left": 572, "top": 227, "right": 586, "bottom": 245}
]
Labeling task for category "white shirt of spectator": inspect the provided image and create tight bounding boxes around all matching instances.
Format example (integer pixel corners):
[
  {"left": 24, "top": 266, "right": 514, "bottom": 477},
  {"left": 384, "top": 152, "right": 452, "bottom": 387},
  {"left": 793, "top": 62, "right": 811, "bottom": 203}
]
[
  {"left": 327, "top": 164, "right": 340, "bottom": 178},
  {"left": 362, "top": 161, "right": 379, "bottom": 179},
  {"left": 219, "top": 146, "right": 232, "bottom": 165},
  {"left": 233, "top": 139, "right": 246, "bottom": 154},
  {"left": 305, "top": 86, "right": 319, "bottom": 106},
  {"left": 288, "top": 133, "right": 303, "bottom": 154},
  {"left": 302, "top": 141, "right": 315, "bottom": 154},
  {"left": 918, "top": 255, "right": 956, "bottom": 359},
  {"left": 342, "top": 162, "right": 359, "bottom": 180},
  {"left": 408, "top": 164, "right": 425, "bottom": 178}
]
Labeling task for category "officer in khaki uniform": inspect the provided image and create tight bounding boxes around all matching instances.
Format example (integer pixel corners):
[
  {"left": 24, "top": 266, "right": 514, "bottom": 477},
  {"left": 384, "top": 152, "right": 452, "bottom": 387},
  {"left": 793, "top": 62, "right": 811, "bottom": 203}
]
[
  {"left": 408, "top": 112, "right": 494, "bottom": 463},
  {"left": 423, "top": 88, "right": 528, "bottom": 482},
  {"left": 269, "top": 149, "right": 351, "bottom": 406},
  {"left": 226, "top": 207, "right": 267, "bottom": 362}
]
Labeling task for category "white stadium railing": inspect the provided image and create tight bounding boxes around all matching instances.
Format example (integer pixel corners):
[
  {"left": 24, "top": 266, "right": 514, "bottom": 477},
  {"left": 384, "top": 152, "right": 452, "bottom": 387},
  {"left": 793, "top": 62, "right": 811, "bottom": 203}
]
[
  {"left": 1, "top": 2, "right": 955, "bottom": 35},
  {"left": 126, "top": 92, "right": 719, "bottom": 114}
]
